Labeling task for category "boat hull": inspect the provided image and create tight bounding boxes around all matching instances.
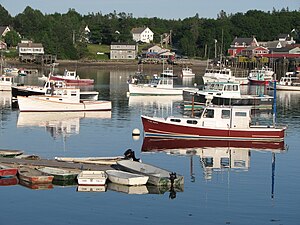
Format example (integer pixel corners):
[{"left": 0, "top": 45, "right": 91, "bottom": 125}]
[
  {"left": 50, "top": 76, "right": 94, "bottom": 86},
  {"left": 18, "top": 167, "right": 54, "bottom": 184},
  {"left": 106, "top": 170, "right": 149, "bottom": 186},
  {"left": 141, "top": 115, "right": 285, "bottom": 142},
  {"left": 0, "top": 168, "right": 18, "bottom": 177},
  {"left": 37, "top": 167, "right": 79, "bottom": 181},
  {"left": 128, "top": 84, "right": 183, "bottom": 95},
  {"left": 17, "top": 96, "right": 111, "bottom": 112}
]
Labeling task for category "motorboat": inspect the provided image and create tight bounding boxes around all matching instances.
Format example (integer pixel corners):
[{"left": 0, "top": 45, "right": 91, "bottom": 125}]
[
  {"left": 202, "top": 68, "right": 235, "bottom": 84},
  {"left": 12, "top": 80, "right": 99, "bottom": 100},
  {"left": 269, "top": 72, "right": 300, "bottom": 91},
  {"left": 247, "top": 67, "right": 274, "bottom": 85},
  {"left": 49, "top": 69, "right": 94, "bottom": 86},
  {"left": 17, "top": 87, "right": 111, "bottom": 112},
  {"left": 183, "top": 81, "right": 273, "bottom": 110},
  {"left": 181, "top": 67, "right": 195, "bottom": 77},
  {"left": 128, "top": 76, "right": 197, "bottom": 95},
  {"left": 141, "top": 105, "right": 286, "bottom": 142},
  {"left": 0, "top": 74, "right": 14, "bottom": 91}
]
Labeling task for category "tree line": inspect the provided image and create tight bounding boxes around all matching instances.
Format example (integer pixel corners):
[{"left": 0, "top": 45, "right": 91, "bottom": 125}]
[{"left": 0, "top": 5, "right": 299, "bottom": 60}]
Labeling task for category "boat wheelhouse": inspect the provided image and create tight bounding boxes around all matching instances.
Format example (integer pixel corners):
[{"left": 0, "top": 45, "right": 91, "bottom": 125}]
[
  {"left": 183, "top": 82, "right": 273, "bottom": 109},
  {"left": 269, "top": 72, "right": 300, "bottom": 91},
  {"left": 202, "top": 68, "right": 235, "bottom": 84}
]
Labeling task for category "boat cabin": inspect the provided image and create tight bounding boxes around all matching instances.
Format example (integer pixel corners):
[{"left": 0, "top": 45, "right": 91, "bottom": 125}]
[
  {"left": 0, "top": 75, "right": 14, "bottom": 84},
  {"left": 45, "top": 87, "right": 81, "bottom": 103},
  {"left": 167, "top": 105, "right": 252, "bottom": 129},
  {"left": 148, "top": 77, "right": 174, "bottom": 88},
  {"left": 202, "top": 82, "right": 241, "bottom": 98},
  {"left": 279, "top": 73, "right": 300, "bottom": 86},
  {"left": 63, "top": 70, "right": 78, "bottom": 80}
]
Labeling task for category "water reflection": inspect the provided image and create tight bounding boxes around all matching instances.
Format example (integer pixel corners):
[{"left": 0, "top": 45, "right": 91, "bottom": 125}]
[
  {"left": 128, "top": 95, "right": 183, "bottom": 117},
  {"left": 17, "top": 111, "right": 112, "bottom": 139},
  {"left": 0, "top": 91, "right": 12, "bottom": 109},
  {"left": 142, "top": 137, "right": 285, "bottom": 180}
]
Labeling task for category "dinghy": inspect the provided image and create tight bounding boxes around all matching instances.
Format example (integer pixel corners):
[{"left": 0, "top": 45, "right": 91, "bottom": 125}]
[
  {"left": 37, "top": 167, "right": 80, "bottom": 181},
  {"left": 18, "top": 166, "right": 54, "bottom": 184},
  {"left": 106, "top": 170, "right": 149, "bottom": 186},
  {"left": 77, "top": 171, "right": 107, "bottom": 186},
  {"left": 116, "top": 160, "right": 184, "bottom": 187}
]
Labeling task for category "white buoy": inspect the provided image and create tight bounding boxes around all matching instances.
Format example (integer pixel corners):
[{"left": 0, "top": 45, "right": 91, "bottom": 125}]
[{"left": 132, "top": 128, "right": 140, "bottom": 136}]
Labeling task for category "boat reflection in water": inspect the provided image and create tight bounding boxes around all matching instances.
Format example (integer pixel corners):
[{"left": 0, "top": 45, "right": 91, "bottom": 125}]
[
  {"left": 0, "top": 91, "right": 12, "bottom": 109},
  {"left": 0, "top": 176, "right": 19, "bottom": 186},
  {"left": 128, "top": 95, "right": 183, "bottom": 117},
  {"left": 17, "top": 111, "right": 112, "bottom": 139},
  {"left": 107, "top": 183, "right": 148, "bottom": 195},
  {"left": 142, "top": 137, "right": 286, "bottom": 180},
  {"left": 19, "top": 180, "right": 54, "bottom": 190}
]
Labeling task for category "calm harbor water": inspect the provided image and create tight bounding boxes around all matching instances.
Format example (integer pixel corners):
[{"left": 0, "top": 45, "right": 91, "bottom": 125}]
[{"left": 0, "top": 66, "right": 299, "bottom": 225}]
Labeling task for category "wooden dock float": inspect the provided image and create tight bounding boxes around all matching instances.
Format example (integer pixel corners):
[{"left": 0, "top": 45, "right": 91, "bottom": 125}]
[{"left": 0, "top": 157, "right": 113, "bottom": 171}]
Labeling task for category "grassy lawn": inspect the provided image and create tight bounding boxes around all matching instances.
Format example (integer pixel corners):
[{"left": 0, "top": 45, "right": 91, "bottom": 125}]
[{"left": 86, "top": 44, "right": 110, "bottom": 60}]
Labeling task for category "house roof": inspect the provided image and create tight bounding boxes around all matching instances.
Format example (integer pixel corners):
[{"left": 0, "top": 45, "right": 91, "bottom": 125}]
[
  {"left": 111, "top": 42, "right": 136, "bottom": 45},
  {"left": 131, "top": 27, "right": 148, "bottom": 34},
  {"left": 0, "top": 26, "right": 9, "bottom": 36},
  {"left": 231, "top": 37, "right": 256, "bottom": 46},
  {"left": 18, "top": 43, "right": 43, "bottom": 48}
]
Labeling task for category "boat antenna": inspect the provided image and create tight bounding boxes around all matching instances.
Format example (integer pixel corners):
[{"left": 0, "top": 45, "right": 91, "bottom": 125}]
[{"left": 272, "top": 74, "right": 277, "bottom": 126}]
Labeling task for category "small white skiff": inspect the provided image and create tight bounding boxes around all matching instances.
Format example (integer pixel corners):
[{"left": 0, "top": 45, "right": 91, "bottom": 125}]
[
  {"left": 77, "top": 171, "right": 107, "bottom": 185},
  {"left": 106, "top": 170, "right": 149, "bottom": 186}
]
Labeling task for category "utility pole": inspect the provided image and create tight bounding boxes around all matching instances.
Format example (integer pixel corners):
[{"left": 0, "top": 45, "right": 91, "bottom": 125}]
[
  {"left": 169, "top": 30, "right": 172, "bottom": 46},
  {"left": 72, "top": 30, "right": 75, "bottom": 45},
  {"left": 214, "top": 39, "right": 217, "bottom": 59}
]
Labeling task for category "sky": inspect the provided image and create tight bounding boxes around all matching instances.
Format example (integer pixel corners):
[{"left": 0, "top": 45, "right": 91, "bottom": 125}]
[{"left": 0, "top": 0, "right": 299, "bottom": 19}]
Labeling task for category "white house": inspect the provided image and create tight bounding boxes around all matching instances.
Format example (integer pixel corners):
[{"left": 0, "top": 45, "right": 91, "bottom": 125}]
[{"left": 131, "top": 27, "right": 154, "bottom": 43}]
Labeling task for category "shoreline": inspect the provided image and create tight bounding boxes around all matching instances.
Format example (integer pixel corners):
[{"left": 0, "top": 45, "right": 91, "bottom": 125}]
[{"left": 5, "top": 59, "right": 209, "bottom": 69}]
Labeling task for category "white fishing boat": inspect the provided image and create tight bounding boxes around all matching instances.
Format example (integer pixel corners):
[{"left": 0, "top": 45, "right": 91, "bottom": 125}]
[
  {"left": 183, "top": 81, "right": 273, "bottom": 110},
  {"left": 128, "top": 76, "right": 197, "bottom": 96},
  {"left": 0, "top": 75, "right": 14, "bottom": 91},
  {"left": 106, "top": 170, "right": 149, "bottom": 186},
  {"left": 116, "top": 160, "right": 184, "bottom": 186},
  {"left": 12, "top": 80, "right": 99, "bottom": 100},
  {"left": 77, "top": 171, "right": 108, "bottom": 185},
  {"left": 181, "top": 67, "right": 195, "bottom": 77},
  {"left": 269, "top": 72, "right": 300, "bottom": 91},
  {"left": 247, "top": 67, "right": 274, "bottom": 85},
  {"left": 17, "top": 87, "right": 111, "bottom": 112},
  {"left": 202, "top": 68, "right": 235, "bottom": 84}
]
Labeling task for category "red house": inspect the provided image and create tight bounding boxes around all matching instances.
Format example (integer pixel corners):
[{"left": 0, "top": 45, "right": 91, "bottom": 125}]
[{"left": 228, "top": 37, "right": 258, "bottom": 57}]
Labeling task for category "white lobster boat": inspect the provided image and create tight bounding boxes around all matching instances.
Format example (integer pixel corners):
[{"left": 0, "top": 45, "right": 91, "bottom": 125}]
[{"left": 17, "top": 87, "right": 111, "bottom": 112}]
